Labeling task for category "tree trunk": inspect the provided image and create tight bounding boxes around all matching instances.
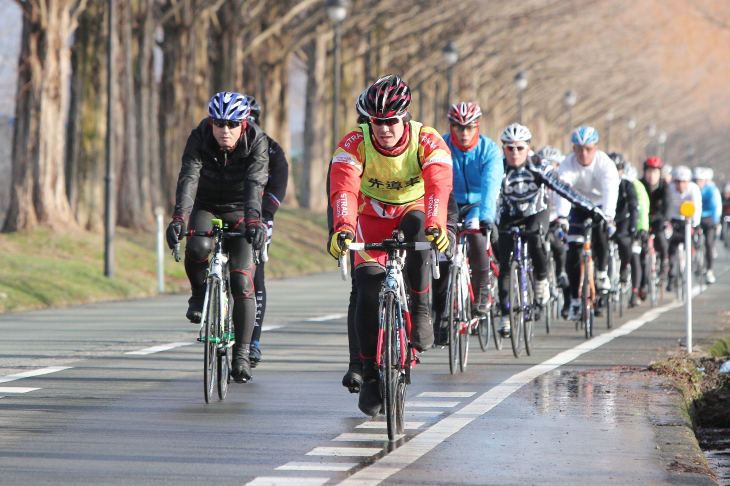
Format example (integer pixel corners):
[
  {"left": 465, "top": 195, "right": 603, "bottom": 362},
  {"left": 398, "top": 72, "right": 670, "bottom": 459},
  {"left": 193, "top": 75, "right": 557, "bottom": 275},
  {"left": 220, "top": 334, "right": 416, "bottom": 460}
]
[
  {"left": 4, "top": 0, "right": 80, "bottom": 231},
  {"left": 299, "top": 25, "right": 327, "bottom": 211}
]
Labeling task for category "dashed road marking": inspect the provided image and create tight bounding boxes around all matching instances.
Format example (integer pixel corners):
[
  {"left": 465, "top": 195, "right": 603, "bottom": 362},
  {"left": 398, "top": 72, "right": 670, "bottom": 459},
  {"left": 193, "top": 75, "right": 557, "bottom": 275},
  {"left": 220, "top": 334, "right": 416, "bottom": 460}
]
[
  {"left": 306, "top": 447, "right": 381, "bottom": 457},
  {"left": 0, "top": 387, "right": 40, "bottom": 393},
  {"left": 245, "top": 478, "right": 330, "bottom": 486},
  {"left": 417, "top": 392, "right": 475, "bottom": 398},
  {"left": 307, "top": 314, "right": 346, "bottom": 321},
  {"left": 125, "top": 342, "right": 193, "bottom": 355},
  {"left": 333, "top": 433, "right": 403, "bottom": 442},
  {"left": 356, "top": 422, "right": 424, "bottom": 430},
  {"left": 336, "top": 296, "right": 688, "bottom": 485},
  {"left": 262, "top": 325, "right": 285, "bottom": 332},
  {"left": 0, "top": 366, "right": 73, "bottom": 384},
  {"left": 276, "top": 462, "right": 357, "bottom": 471},
  {"left": 405, "top": 401, "right": 460, "bottom": 408},
  {"left": 404, "top": 411, "right": 443, "bottom": 416}
]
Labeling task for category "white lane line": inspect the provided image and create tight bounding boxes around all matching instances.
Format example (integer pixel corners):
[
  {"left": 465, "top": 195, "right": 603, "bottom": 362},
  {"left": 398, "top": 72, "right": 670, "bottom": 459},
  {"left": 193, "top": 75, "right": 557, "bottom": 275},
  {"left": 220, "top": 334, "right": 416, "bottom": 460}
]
[
  {"left": 276, "top": 462, "right": 357, "bottom": 472},
  {"left": 307, "top": 447, "right": 381, "bottom": 457},
  {"left": 405, "top": 401, "right": 460, "bottom": 408},
  {"left": 404, "top": 411, "right": 443, "bottom": 416},
  {"left": 356, "top": 422, "right": 424, "bottom": 430},
  {"left": 417, "top": 392, "right": 475, "bottom": 398},
  {"left": 333, "top": 433, "right": 403, "bottom": 442},
  {"left": 245, "top": 478, "right": 330, "bottom": 486},
  {"left": 125, "top": 342, "right": 193, "bottom": 355},
  {"left": 0, "top": 366, "right": 73, "bottom": 384},
  {"left": 262, "top": 325, "right": 285, "bottom": 332},
  {"left": 307, "top": 314, "right": 346, "bottom": 322},
  {"left": 0, "top": 387, "right": 40, "bottom": 393},
  {"left": 337, "top": 297, "right": 688, "bottom": 486}
]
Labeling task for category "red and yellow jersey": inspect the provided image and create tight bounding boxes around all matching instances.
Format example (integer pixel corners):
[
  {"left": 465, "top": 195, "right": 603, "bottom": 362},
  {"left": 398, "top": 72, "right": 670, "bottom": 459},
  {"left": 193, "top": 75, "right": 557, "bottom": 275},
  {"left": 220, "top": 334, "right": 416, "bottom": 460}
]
[{"left": 329, "top": 121, "right": 453, "bottom": 233}]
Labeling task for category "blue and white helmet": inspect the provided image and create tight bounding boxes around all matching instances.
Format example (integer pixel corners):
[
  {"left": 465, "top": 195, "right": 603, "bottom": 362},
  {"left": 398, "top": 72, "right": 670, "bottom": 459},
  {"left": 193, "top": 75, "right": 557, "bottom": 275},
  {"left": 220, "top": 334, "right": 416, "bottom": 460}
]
[
  {"left": 571, "top": 126, "right": 599, "bottom": 146},
  {"left": 693, "top": 167, "right": 714, "bottom": 181},
  {"left": 207, "top": 92, "right": 250, "bottom": 121}
]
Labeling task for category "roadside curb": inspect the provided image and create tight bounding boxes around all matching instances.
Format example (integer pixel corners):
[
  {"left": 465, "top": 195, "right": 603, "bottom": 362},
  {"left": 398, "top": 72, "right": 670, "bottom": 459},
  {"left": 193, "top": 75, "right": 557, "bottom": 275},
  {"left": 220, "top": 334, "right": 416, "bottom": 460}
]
[{"left": 646, "top": 373, "right": 719, "bottom": 485}]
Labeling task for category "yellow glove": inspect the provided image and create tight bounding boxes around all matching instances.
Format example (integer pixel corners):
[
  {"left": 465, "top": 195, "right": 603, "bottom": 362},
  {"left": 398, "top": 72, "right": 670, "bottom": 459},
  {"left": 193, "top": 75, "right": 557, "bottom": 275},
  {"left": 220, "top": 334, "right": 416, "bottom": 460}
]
[
  {"left": 328, "top": 230, "right": 354, "bottom": 259},
  {"left": 425, "top": 226, "right": 449, "bottom": 253}
]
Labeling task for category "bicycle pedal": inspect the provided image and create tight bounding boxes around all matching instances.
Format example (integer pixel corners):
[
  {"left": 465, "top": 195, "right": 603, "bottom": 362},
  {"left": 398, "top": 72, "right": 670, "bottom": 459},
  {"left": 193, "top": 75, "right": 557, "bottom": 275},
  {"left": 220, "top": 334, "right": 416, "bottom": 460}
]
[{"left": 347, "top": 385, "right": 361, "bottom": 394}]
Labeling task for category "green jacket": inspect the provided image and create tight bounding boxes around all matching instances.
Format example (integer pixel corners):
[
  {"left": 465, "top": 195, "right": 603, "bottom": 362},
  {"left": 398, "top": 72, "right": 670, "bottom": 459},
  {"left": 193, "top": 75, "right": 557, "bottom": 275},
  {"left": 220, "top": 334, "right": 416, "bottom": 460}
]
[{"left": 633, "top": 179, "right": 649, "bottom": 232}]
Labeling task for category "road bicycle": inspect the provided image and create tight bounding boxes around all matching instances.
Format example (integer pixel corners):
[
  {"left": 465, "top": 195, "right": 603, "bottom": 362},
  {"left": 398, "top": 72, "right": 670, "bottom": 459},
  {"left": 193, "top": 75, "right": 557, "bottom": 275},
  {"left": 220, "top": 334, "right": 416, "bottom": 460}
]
[
  {"left": 693, "top": 225, "right": 706, "bottom": 290},
  {"left": 500, "top": 224, "right": 543, "bottom": 358},
  {"left": 340, "top": 230, "right": 438, "bottom": 441},
  {"left": 603, "top": 239, "right": 619, "bottom": 330},
  {"left": 570, "top": 217, "right": 605, "bottom": 339},
  {"left": 174, "top": 219, "right": 245, "bottom": 403},
  {"left": 642, "top": 231, "right": 663, "bottom": 308}
]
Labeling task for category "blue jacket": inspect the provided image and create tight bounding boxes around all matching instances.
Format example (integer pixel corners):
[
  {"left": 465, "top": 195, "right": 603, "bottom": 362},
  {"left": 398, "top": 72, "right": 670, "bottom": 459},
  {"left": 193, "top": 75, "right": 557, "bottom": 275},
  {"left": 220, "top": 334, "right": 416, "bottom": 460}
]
[
  {"left": 700, "top": 182, "right": 722, "bottom": 222},
  {"left": 443, "top": 133, "right": 504, "bottom": 223}
]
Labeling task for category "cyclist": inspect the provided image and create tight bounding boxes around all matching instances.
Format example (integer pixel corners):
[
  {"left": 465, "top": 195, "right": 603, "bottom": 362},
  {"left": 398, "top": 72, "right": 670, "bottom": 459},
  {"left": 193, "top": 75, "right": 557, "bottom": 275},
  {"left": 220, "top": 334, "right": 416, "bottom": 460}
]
[
  {"left": 661, "top": 164, "right": 673, "bottom": 184},
  {"left": 608, "top": 153, "right": 642, "bottom": 306},
  {"left": 245, "top": 95, "right": 289, "bottom": 367},
  {"left": 443, "top": 102, "right": 503, "bottom": 319},
  {"left": 666, "top": 165, "right": 702, "bottom": 291},
  {"left": 722, "top": 183, "right": 730, "bottom": 244},
  {"left": 328, "top": 75, "right": 453, "bottom": 416},
  {"left": 639, "top": 156, "right": 671, "bottom": 300},
  {"left": 626, "top": 163, "right": 649, "bottom": 306},
  {"left": 693, "top": 167, "right": 721, "bottom": 284},
  {"left": 557, "top": 127, "right": 618, "bottom": 320},
  {"left": 166, "top": 92, "right": 269, "bottom": 381},
  {"left": 488, "top": 124, "right": 599, "bottom": 336},
  {"left": 537, "top": 146, "right": 569, "bottom": 288}
]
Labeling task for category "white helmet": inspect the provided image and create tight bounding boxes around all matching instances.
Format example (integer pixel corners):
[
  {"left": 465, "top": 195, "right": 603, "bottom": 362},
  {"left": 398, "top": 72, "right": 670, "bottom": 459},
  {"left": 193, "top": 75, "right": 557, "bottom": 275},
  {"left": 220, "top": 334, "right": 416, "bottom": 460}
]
[
  {"left": 623, "top": 163, "right": 638, "bottom": 182},
  {"left": 661, "top": 164, "right": 673, "bottom": 176},
  {"left": 673, "top": 165, "right": 692, "bottom": 182},
  {"left": 693, "top": 167, "right": 714, "bottom": 181},
  {"left": 537, "top": 145, "right": 563, "bottom": 165},
  {"left": 500, "top": 123, "right": 532, "bottom": 143}
]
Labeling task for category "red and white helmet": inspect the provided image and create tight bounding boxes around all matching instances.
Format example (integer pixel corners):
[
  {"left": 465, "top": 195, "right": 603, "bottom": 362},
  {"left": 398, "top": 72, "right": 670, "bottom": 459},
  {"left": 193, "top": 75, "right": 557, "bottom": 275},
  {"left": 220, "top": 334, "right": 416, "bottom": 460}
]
[
  {"left": 447, "top": 102, "right": 482, "bottom": 126},
  {"left": 356, "top": 74, "right": 411, "bottom": 119}
]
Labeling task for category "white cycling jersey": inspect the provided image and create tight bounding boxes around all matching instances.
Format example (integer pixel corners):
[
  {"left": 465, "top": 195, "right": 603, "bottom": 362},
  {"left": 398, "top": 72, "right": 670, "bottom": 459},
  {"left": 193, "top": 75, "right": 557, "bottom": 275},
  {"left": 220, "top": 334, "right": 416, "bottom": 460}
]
[
  {"left": 669, "top": 181, "right": 702, "bottom": 227},
  {"left": 556, "top": 150, "right": 619, "bottom": 219}
]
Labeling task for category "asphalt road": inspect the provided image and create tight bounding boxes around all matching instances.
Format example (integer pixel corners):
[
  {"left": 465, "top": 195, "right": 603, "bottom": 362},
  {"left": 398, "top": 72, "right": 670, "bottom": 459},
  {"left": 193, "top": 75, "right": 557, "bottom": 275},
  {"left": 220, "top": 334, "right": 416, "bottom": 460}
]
[{"left": 0, "top": 257, "right": 728, "bottom": 486}]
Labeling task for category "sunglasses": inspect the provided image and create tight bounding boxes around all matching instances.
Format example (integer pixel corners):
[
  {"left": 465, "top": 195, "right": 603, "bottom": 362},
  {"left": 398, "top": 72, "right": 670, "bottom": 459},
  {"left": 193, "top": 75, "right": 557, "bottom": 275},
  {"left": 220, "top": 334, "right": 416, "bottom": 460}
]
[
  {"left": 573, "top": 144, "right": 597, "bottom": 152},
  {"left": 369, "top": 115, "right": 404, "bottom": 126},
  {"left": 504, "top": 145, "right": 527, "bottom": 152},
  {"left": 211, "top": 119, "right": 242, "bottom": 129}
]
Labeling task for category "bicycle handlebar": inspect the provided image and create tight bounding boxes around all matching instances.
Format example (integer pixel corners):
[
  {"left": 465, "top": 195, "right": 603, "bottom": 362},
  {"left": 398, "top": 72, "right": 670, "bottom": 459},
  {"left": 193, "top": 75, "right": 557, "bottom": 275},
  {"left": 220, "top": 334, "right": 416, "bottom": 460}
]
[
  {"left": 339, "top": 240, "right": 438, "bottom": 280},
  {"left": 188, "top": 230, "right": 247, "bottom": 238}
]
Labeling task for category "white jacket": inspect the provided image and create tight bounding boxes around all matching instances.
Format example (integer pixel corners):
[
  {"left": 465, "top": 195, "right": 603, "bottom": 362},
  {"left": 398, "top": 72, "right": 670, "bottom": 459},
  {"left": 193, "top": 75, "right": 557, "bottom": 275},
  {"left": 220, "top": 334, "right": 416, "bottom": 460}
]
[
  {"left": 670, "top": 181, "right": 702, "bottom": 227},
  {"left": 556, "top": 150, "right": 619, "bottom": 219}
]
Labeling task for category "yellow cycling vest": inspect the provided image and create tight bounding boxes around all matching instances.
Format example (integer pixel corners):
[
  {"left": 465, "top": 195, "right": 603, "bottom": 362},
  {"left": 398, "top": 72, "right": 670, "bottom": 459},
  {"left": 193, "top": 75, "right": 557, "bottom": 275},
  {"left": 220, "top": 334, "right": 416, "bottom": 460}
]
[{"left": 359, "top": 121, "right": 425, "bottom": 205}]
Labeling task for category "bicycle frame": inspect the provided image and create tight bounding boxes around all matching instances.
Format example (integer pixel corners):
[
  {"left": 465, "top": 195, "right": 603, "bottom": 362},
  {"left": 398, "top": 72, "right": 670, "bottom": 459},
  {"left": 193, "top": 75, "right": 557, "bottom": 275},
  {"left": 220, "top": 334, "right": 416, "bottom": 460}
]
[
  {"left": 577, "top": 220, "right": 596, "bottom": 306},
  {"left": 508, "top": 226, "right": 536, "bottom": 321}
]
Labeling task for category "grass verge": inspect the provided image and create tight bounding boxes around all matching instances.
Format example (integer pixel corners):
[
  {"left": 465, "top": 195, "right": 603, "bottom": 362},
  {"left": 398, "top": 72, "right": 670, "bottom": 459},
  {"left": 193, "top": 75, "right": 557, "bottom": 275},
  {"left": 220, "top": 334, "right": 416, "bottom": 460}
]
[{"left": 0, "top": 208, "right": 335, "bottom": 314}]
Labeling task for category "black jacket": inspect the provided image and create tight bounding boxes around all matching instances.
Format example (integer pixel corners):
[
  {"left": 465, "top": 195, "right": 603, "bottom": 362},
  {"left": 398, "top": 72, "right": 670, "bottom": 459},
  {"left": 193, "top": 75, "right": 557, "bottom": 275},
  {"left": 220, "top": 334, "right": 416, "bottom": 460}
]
[
  {"left": 641, "top": 177, "right": 671, "bottom": 226},
  {"left": 615, "top": 179, "right": 638, "bottom": 234},
  {"left": 172, "top": 118, "right": 269, "bottom": 222},
  {"left": 262, "top": 136, "right": 289, "bottom": 222}
]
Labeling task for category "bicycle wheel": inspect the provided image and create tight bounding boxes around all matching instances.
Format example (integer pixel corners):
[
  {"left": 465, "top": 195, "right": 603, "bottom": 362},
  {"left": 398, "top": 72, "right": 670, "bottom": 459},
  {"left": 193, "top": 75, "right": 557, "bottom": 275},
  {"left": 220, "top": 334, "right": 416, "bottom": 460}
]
[
  {"left": 203, "top": 279, "right": 219, "bottom": 404},
  {"left": 477, "top": 314, "right": 490, "bottom": 352},
  {"left": 381, "top": 292, "right": 401, "bottom": 440},
  {"left": 582, "top": 263, "right": 592, "bottom": 339},
  {"left": 545, "top": 256, "right": 555, "bottom": 334},
  {"left": 447, "top": 266, "right": 459, "bottom": 374},
  {"left": 217, "top": 346, "right": 231, "bottom": 400},
  {"left": 524, "top": 270, "right": 535, "bottom": 356},
  {"left": 459, "top": 270, "right": 470, "bottom": 371},
  {"left": 606, "top": 290, "right": 613, "bottom": 329},
  {"left": 509, "top": 260, "right": 524, "bottom": 358},
  {"left": 491, "top": 307, "right": 503, "bottom": 351}
]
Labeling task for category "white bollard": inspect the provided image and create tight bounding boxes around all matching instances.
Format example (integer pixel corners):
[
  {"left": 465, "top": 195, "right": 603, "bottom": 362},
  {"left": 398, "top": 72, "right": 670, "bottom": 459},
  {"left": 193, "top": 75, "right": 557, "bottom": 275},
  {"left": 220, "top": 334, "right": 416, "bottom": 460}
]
[
  {"left": 155, "top": 206, "right": 165, "bottom": 294},
  {"left": 680, "top": 201, "right": 695, "bottom": 354}
]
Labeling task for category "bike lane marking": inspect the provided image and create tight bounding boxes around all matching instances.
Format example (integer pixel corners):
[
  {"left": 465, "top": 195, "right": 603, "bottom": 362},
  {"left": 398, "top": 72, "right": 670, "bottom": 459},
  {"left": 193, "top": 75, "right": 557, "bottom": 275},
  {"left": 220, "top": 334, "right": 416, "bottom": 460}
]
[
  {"left": 0, "top": 366, "right": 73, "bottom": 383},
  {"left": 336, "top": 297, "right": 689, "bottom": 486},
  {"left": 246, "top": 478, "right": 330, "bottom": 486},
  {"left": 0, "top": 387, "right": 40, "bottom": 394},
  {"left": 276, "top": 462, "right": 359, "bottom": 472},
  {"left": 125, "top": 342, "right": 193, "bottom": 355},
  {"left": 307, "top": 314, "right": 347, "bottom": 322}
]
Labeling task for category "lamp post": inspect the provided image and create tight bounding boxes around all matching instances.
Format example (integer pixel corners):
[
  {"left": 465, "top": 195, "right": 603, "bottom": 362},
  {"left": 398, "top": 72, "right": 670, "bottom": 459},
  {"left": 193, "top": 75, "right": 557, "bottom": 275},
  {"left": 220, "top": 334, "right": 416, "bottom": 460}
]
[
  {"left": 514, "top": 70, "right": 528, "bottom": 124},
  {"left": 605, "top": 110, "right": 614, "bottom": 153},
  {"left": 687, "top": 144, "right": 696, "bottom": 165},
  {"left": 647, "top": 124, "right": 657, "bottom": 157},
  {"left": 105, "top": 0, "right": 117, "bottom": 278},
  {"left": 563, "top": 90, "right": 577, "bottom": 152},
  {"left": 327, "top": 0, "right": 349, "bottom": 155},
  {"left": 442, "top": 41, "right": 459, "bottom": 116},
  {"left": 627, "top": 116, "right": 636, "bottom": 162},
  {"left": 657, "top": 130, "right": 667, "bottom": 161}
]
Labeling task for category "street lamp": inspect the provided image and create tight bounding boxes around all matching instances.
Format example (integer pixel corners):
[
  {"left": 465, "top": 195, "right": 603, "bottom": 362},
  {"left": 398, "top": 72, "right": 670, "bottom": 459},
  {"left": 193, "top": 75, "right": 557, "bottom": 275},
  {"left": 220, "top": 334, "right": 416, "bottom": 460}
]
[
  {"left": 514, "top": 70, "right": 528, "bottom": 124},
  {"left": 605, "top": 110, "right": 614, "bottom": 153},
  {"left": 687, "top": 144, "right": 696, "bottom": 165},
  {"left": 646, "top": 124, "right": 657, "bottom": 156},
  {"left": 563, "top": 90, "right": 577, "bottom": 151},
  {"left": 442, "top": 41, "right": 459, "bottom": 115},
  {"left": 105, "top": 0, "right": 118, "bottom": 278},
  {"left": 657, "top": 130, "right": 667, "bottom": 161},
  {"left": 327, "top": 0, "right": 349, "bottom": 154},
  {"left": 627, "top": 116, "right": 636, "bottom": 161}
]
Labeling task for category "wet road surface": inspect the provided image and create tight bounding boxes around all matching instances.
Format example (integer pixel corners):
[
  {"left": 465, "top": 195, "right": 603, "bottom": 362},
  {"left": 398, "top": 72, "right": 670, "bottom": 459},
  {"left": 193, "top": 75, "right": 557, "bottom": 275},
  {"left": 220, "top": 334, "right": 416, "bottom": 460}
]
[{"left": 0, "top": 260, "right": 728, "bottom": 485}]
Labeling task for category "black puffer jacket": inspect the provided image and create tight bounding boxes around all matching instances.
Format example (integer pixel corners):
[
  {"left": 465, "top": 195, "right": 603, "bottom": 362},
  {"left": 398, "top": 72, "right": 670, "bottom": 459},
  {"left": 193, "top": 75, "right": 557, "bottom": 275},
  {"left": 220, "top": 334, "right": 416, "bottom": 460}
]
[
  {"left": 262, "top": 136, "right": 289, "bottom": 222},
  {"left": 172, "top": 118, "right": 269, "bottom": 222},
  {"left": 641, "top": 177, "right": 671, "bottom": 226},
  {"left": 614, "top": 179, "right": 638, "bottom": 234}
]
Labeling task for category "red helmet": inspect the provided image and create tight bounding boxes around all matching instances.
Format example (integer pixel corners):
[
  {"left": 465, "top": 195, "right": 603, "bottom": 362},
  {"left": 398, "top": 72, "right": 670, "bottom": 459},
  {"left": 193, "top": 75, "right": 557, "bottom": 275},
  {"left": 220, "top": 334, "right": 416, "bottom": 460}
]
[
  {"left": 644, "top": 156, "right": 663, "bottom": 169},
  {"left": 356, "top": 74, "right": 411, "bottom": 119},
  {"left": 447, "top": 102, "right": 482, "bottom": 126}
]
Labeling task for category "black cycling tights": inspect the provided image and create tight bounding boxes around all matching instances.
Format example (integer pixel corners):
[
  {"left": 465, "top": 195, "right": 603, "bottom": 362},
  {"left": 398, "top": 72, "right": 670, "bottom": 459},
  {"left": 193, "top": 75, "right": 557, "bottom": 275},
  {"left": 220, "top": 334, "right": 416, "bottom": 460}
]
[
  {"left": 251, "top": 256, "right": 267, "bottom": 345},
  {"left": 185, "top": 204, "right": 256, "bottom": 346},
  {"left": 354, "top": 210, "right": 428, "bottom": 364}
]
